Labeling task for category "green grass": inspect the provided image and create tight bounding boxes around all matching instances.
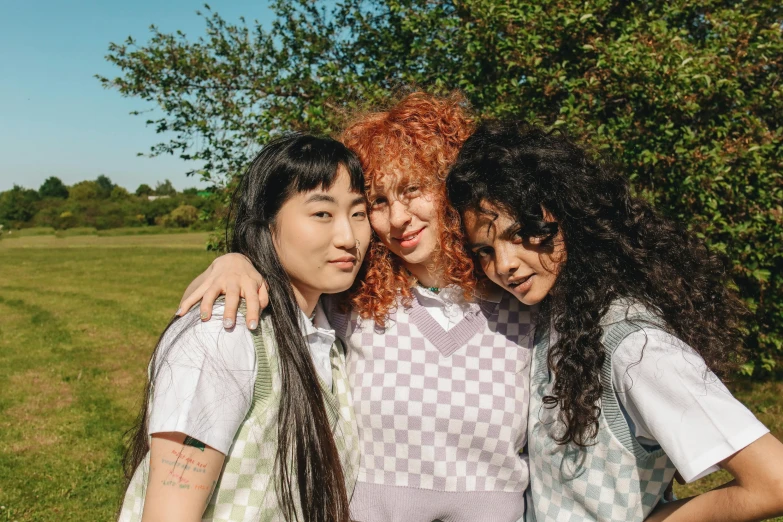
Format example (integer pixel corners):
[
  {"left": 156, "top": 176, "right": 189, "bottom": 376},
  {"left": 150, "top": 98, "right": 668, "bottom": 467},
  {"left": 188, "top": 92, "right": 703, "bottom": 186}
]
[
  {"left": 0, "top": 227, "right": 57, "bottom": 238},
  {"left": 95, "top": 226, "right": 193, "bottom": 237},
  {"left": 0, "top": 233, "right": 781, "bottom": 520},
  {"left": 0, "top": 232, "right": 210, "bottom": 250},
  {"left": 1, "top": 226, "right": 196, "bottom": 241},
  {"left": 0, "top": 234, "right": 215, "bottom": 521},
  {"left": 53, "top": 227, "right": 98, "bottom": 237}
]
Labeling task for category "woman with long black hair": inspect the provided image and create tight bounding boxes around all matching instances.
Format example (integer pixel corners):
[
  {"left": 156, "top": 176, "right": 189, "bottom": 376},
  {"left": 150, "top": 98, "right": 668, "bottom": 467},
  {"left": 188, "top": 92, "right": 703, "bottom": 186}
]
[{"left": 119, "top": 133, "right": 371, "bottom": 522}]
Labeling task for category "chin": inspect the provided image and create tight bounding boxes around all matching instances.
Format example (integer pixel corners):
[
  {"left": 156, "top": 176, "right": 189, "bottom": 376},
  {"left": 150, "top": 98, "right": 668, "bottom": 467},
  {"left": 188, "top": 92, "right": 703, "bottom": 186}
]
[{"left": 399, "top": 246, "right": 437, "bottom": 266}]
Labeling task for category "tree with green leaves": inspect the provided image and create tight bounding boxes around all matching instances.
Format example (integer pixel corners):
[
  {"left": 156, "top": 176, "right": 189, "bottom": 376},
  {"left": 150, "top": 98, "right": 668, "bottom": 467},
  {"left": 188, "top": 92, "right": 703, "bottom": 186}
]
[
  {"left": 135, "top": 183, "right": 153, "bottom": 197},
  {"left": 0, "top": 185, "right": 40, "bottom": 224},
  {"left": 39, "top": 177, "right": 69, "bottom": 199},
  {"left": 154, "top": 179, "right": 177, "bottom": 196},
  {"left": 69, "top": 181, "right": 101, "bottom": 201},
  {"left": 95, "top": 175, "right": 116, "bottom": 199},
  {"left": 100, "top": 0, "right": 783, "bottom": 373}
]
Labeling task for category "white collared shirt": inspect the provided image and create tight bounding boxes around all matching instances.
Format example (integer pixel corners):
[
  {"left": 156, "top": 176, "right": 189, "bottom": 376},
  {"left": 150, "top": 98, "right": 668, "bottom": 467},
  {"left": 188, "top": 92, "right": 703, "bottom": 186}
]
[
  {"left": 298, "top": 302, "right": 337, "bottom": 389},
  {"left": 148, "top": 300, "right": 336, "bottom": 454},
  {"left": 412, "top": 282, "right": 503, "bottom": 331}
]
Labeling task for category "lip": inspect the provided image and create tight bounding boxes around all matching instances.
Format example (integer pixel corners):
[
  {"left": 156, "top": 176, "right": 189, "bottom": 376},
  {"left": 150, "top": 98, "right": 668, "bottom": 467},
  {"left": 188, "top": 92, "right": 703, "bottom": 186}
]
[
  {"left": 393, "top": 227, "right": 425, "bottom": 249},
  {"left": 506, "top": 273, "right": 534, "bottom": 295},
  {"left": 329, "top": 256, "right": 357, "bottom": 270}
]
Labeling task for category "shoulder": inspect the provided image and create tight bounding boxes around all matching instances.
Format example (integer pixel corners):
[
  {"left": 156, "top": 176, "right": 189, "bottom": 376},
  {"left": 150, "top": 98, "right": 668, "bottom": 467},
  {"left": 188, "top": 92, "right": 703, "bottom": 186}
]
[
  {"left": 611, "top": 327, "right": 703, "bottom": 377},
  {"left": 156, "top": 303, "right": 256, "bottom": 371}
]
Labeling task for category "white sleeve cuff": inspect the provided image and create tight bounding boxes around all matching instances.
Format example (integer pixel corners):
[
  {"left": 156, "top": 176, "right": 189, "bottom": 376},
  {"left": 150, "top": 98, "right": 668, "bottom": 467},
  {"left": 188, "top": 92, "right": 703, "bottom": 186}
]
[{"left": 681, "top": 423, "right": 769, "bottom": 483}]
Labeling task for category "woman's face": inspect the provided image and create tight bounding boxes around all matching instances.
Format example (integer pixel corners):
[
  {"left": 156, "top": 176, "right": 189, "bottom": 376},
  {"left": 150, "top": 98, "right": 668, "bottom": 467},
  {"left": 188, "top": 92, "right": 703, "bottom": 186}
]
[
  {"left": 462, "top": 201, "right": 565, "bottom": 306},
  {"left": 368, "top": 172, "right": 440, "bottom": 270},
  {"left": 273, "top": 166, "right": 371, "bottom": 303}
]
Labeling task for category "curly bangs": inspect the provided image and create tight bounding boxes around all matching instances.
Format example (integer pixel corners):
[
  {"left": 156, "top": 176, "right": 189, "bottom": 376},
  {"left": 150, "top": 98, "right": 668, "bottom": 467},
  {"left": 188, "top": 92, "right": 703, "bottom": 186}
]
[{"left": 341, "top": 91, "right": 477, "bottom": 327}]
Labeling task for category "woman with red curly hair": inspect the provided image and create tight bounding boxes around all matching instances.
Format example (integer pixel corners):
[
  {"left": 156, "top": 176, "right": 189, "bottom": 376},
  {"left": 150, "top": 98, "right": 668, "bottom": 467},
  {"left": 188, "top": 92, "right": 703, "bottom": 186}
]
[{"left": 178, "top": 92, "right": 534, "bottom": 522}]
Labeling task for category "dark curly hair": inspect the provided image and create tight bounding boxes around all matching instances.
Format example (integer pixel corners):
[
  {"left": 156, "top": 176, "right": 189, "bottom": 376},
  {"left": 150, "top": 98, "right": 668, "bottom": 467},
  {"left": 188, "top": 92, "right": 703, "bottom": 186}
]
[{"left": 447, "top": 120, "right": 748, "bottom": 447}]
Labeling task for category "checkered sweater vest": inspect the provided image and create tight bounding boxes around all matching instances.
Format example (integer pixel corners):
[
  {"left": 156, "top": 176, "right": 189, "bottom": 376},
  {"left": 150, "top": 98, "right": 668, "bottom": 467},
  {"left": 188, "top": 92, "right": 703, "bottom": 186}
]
[
  {"left": 330, "top": 292, "right": 534, "bottom": 522},
  {"left": 119, "top": 311, "right": 360, "bottom": 522},
  {"left": 526, "top": 309, "right": 677, "bottom": 522}
]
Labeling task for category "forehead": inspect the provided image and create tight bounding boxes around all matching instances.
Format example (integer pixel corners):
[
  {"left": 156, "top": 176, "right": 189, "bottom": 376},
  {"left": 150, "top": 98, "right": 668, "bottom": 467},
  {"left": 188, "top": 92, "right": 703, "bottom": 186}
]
[
  {"left": 367, "top": 169, "right": 412, "bottom": 193},
  {"left": 294, "top": 167, "right": 364, "bottom": 200},
  {"left": 463, "top": 203, "right": 514, "bottom": 238}
]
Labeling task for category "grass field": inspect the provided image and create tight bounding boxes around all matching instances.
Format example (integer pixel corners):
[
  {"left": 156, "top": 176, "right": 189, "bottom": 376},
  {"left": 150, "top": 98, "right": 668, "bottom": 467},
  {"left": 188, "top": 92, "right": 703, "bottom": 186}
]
[{"left": 0, "top": 234, "right": 781, "bottom": 520}]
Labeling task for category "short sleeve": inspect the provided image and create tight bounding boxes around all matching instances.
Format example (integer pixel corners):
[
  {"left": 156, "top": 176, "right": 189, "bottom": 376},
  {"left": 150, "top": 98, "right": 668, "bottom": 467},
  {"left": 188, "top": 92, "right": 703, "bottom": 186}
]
[
  {"left": 612, "top": 328, "right": 769, "bottom": 483},
  {"left": 147, "top": 304, "right": 257, "bottom": 454}
]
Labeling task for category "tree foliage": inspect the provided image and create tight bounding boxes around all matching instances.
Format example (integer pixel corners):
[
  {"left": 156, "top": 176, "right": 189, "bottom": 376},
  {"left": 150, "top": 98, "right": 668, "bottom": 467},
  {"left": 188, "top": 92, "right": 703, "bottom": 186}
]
[
  {"left": 154, "top": 179, "right": 177, "bottom": 196},
  {"left": 135, "top": 183, "right": 153, "bottom": 197},
  {"left": 68, "top": 181, "right": 101, "bottom": 201},
  {"left": 99, "top": 0, "right": 783, "bottom": 373},
  {"left": 0, "top": 185, "right": 40, "bottom": 224},
  {"left": 95, "top": 175, "right": 116, "bottom": 199},
  {"left": 39, "top": 177, "right": 69, "bottom": 199}
]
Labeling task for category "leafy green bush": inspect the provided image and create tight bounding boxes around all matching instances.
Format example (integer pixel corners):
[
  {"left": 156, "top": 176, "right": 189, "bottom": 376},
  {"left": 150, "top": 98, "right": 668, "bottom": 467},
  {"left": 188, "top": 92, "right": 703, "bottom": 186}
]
[{"left": 99, "top": 0, "right": 783, "bottom": 374}]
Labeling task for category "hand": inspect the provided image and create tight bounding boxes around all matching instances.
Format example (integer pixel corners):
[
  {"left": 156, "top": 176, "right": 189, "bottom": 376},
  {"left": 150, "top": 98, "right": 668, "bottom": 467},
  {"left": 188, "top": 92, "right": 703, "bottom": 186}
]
[{"left": 177, "top": 253, "right": 268, "bottom": 330}]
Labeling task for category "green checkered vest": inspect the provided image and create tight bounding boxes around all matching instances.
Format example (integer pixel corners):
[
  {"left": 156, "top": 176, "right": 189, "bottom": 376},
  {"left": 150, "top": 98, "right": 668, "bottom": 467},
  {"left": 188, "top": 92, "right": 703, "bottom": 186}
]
[
  {"left": 526, "top": 305, "right": 676, "bottom": 522},
  {"left": 119, "top": 310, "right": 360, "bottom": 521}
]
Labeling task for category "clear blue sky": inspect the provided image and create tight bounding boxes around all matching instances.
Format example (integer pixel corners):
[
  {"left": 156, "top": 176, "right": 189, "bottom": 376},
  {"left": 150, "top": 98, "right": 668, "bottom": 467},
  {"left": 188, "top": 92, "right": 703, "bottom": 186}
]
[{"left": 0, "top": 0, "right": 274, "bottom": 193}]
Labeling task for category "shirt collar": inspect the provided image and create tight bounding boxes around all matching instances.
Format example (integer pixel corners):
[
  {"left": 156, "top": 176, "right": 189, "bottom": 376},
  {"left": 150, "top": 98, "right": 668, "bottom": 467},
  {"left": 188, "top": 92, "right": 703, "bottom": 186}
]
[
  {"left": 298, "top": 300, "right": 335, "bottom": 339},
  {"left": 411, "top": 281, "right": 504, "bottom": 306}
]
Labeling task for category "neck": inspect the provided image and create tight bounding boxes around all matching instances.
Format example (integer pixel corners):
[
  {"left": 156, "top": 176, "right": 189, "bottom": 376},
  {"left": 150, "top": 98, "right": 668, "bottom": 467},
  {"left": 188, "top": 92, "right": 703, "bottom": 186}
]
[
  {"left": 291, "top": 285, "right": 320, "bottom": 318},
  {"left": 405, "top": 262, "right": 444, "bottom": 289}
]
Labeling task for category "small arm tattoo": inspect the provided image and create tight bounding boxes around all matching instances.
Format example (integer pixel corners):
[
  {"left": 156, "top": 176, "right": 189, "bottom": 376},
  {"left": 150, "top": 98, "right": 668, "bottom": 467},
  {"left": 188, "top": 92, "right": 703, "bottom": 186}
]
[{"left": 183, "top": 436, "right": 206, "bottom": 451}]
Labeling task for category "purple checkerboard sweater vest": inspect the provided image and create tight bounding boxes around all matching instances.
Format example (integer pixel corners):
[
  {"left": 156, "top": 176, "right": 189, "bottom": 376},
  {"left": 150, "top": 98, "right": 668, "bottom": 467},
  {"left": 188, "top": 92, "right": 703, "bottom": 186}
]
[{"left": 330, "top": 291, "right": 534, "bottom": 522}]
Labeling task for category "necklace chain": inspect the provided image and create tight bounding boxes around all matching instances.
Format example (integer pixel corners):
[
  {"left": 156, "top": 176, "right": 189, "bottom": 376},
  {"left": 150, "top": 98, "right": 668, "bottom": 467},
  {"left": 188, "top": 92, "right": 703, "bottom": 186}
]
[{"left": 416, "top": 280, "right": 440, "bottom": 294}]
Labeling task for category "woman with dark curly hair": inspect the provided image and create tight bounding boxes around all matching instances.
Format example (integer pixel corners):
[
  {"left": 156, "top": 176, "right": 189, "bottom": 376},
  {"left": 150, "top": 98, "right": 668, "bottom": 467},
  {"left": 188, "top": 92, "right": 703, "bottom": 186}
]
[
  {"left": 447, "top": 119, "right": 783, "bottom": 521},
  {"left": 177, "top": 93, "right": 536, "bottom": 521}
]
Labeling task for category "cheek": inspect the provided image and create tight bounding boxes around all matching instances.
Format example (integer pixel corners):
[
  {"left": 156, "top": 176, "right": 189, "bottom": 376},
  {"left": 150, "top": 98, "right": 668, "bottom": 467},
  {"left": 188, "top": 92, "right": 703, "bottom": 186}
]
[
  {"left": 479, "top": 259, "right": 501, "bottom": 284},
  {"left": 412, "top": 196, "right": 439, "bottom": 223},
  {"left": 369, "top": 211, "right": 388, "bottom": 234},
  {"left": 357, "top": 221, "right": 372, "bottom": 253}
]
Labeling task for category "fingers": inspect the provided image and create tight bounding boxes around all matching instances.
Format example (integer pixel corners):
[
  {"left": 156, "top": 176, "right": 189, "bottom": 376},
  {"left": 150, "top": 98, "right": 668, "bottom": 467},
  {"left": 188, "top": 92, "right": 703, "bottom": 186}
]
[
  {"left": 221, "top": 283, "right": 242, "bottom": 329},
  {"left": 242, "top": 278, "right": 261, "bottom": 330},
  {"left": 178, "top": 279, "right": 210, "bottom": 317},
  {"left": 177, "top": 270, "right": 212, "bottom": 315},
  {"left": 258, "top": 281, "right": 269, "bottom": 311},
  {"left": 199, "top": 283, "right": 224, "bottom": 322}
]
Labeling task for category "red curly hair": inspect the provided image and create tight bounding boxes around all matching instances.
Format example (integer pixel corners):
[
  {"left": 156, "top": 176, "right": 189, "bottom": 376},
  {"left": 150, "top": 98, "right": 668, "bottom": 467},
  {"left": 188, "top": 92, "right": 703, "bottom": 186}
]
[{"left": 341, "top": 91, "right": 477, "bottom": 327}]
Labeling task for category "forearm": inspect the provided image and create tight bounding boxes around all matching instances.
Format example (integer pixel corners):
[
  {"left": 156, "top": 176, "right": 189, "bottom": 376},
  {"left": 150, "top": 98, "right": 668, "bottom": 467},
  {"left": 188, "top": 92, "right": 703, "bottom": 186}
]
[
  {"left": 647, "top": 481, "right": 762, "bottom": 522},
  {"left": 141, "top": 433, "right": 224, "bottom": 522}
]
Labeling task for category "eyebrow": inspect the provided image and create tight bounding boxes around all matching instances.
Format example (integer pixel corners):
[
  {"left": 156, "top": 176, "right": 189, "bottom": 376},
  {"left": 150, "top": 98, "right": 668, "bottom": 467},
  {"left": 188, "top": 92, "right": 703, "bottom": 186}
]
[
  {"left": 466, "top": 213, "right": 520, "bottom": 250},
  {"left": 305, "top": 194, "right": 366, "bottom": 206},
  {"left": 305, "top": 194, "right": 336, "bottom": 204},
  {"left": 498, "top": 222, "right": 522, "bottom": 240}
]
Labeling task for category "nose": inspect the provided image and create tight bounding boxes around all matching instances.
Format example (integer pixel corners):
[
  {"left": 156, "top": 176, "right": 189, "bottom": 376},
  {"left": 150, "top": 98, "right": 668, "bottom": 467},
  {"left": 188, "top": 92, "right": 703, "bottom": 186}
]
[
  {"left": 333, "top": 214, "right": 358, "bottom": 251},
  {"left": 494, "top": 243, "right": 520, "bottom": 277},
  {"left": 388, "top": 200, "right": 411, "bottom": 230}
]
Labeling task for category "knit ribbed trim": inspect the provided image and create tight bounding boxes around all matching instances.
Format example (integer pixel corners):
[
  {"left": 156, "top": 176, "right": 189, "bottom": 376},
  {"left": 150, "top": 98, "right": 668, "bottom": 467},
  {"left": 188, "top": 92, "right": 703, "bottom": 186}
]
[
  {"left": 246, "top": 300, "right": 343, "bottom": 428},
  {"left": 600, "top": 311, "right": 668, "bottom": 462},
  {"left": 245, "top": 307, "right": 274, "bottom": 409},
  {"left": 533, "top": 309, "right": 669, "bottom": 462},
  {"left": 318, "top": 339, "right": 345, "bottom": 428},
  {"left": 407, "top": 295, "right": 498, "bottom": 356}
]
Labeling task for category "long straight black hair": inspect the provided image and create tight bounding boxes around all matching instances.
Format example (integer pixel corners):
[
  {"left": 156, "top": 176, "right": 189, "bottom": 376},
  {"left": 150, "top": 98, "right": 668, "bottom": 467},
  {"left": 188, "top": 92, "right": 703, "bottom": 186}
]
[{"left": 124, "top": 133, "right": 364, "bottom": 522}]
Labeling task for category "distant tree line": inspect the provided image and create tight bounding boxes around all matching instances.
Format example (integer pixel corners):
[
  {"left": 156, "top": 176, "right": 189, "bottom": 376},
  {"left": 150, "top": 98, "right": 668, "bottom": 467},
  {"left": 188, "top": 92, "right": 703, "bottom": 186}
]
[{"left": 0, "top": 175, "right": 220, "bottom": 231}]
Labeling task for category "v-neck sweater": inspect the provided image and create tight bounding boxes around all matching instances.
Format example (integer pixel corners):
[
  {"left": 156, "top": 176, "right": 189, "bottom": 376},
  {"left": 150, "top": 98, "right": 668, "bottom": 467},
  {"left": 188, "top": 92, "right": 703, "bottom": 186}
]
[{"left": 329, "top": 291, "right": 535, "bottom": 522}]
